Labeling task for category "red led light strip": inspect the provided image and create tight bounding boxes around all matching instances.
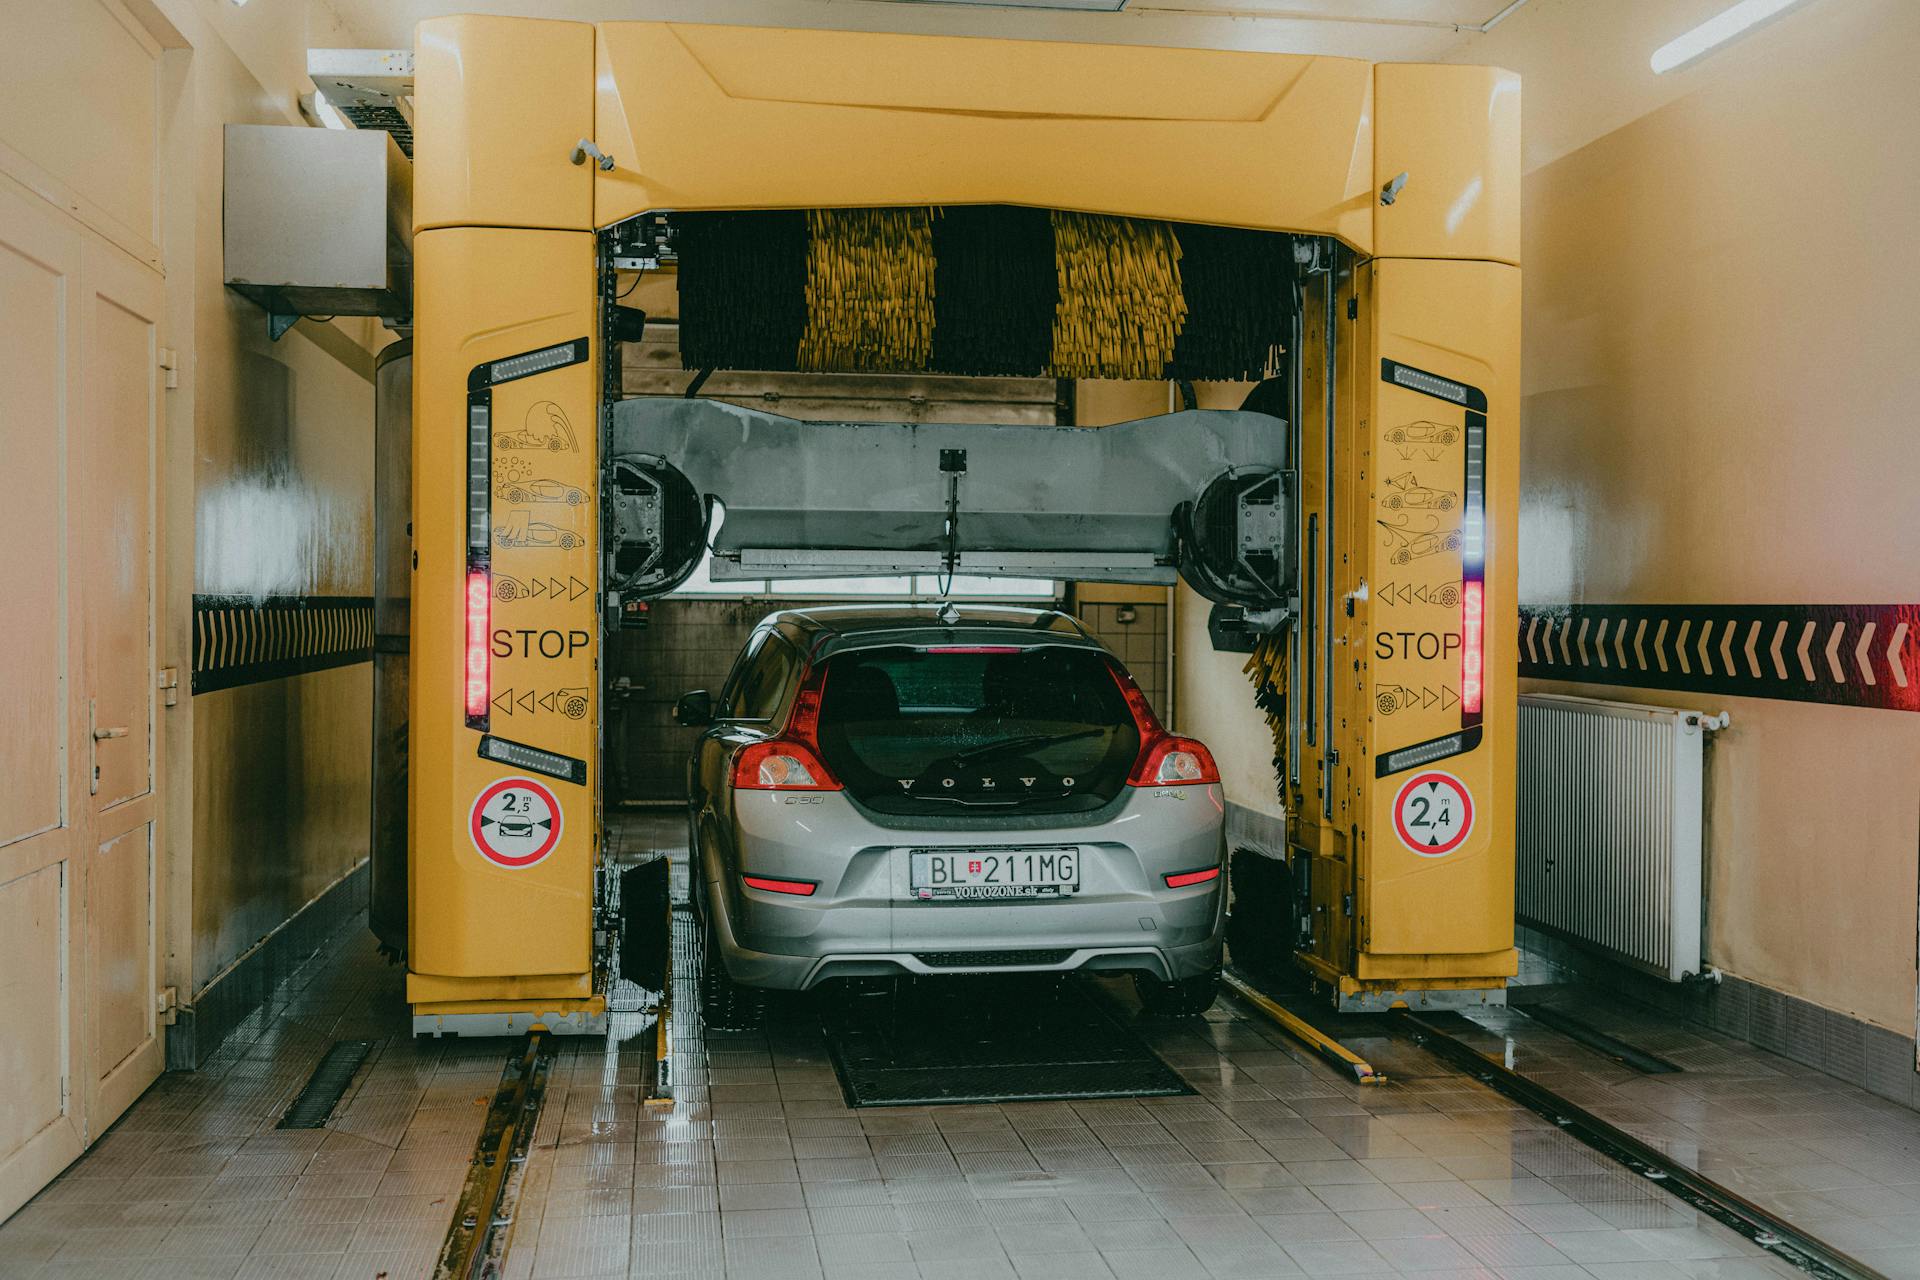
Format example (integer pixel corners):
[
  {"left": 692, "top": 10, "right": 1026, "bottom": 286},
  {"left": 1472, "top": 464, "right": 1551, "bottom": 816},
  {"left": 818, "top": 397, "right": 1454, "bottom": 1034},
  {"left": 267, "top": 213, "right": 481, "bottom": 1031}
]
[
  {"left": 465, "top": 570, "right": 490, "bottom": 725},
  {"left": 1461, "top": 579, "right": 1484, "bottom": 717}
]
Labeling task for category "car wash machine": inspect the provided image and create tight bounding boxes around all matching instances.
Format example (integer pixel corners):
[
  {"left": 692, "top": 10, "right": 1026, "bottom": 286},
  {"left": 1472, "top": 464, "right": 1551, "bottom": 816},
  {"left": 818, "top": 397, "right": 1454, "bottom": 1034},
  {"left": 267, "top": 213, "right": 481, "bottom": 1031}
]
[{"left": 373, "top": 17, "right": 1520, "bottom": 1035}]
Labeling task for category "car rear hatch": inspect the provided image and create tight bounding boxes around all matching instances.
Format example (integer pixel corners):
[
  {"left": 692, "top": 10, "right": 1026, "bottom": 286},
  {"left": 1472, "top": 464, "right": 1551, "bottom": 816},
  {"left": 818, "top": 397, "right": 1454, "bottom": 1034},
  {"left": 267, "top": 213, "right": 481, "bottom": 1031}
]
[{"left": 813, "top": 642, "right": 1139, "bottom": 819}]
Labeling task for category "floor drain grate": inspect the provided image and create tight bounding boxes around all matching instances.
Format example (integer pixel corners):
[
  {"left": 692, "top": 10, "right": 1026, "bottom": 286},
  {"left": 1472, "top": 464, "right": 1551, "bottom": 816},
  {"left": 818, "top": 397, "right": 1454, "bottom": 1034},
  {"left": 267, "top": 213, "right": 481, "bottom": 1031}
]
[
  {"left": 277, "top": 1040, "right": 373, "bottom": 1129},
  {"left": 821, "top": 976, "right": 1195, "bottom": 1108}
]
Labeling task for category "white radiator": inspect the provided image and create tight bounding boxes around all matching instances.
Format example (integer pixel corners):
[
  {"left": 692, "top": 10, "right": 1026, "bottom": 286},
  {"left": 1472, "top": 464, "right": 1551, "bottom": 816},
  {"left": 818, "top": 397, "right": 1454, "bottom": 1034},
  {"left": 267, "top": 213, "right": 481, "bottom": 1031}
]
[{"left": 1516, "top": 694, "right": 1726, "bottom": 982}]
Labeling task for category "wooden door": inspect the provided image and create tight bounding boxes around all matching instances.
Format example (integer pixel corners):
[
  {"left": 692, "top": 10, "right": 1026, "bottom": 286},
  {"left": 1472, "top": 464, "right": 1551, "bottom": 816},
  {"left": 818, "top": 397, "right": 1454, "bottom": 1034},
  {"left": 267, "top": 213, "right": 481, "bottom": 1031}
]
[
  {"left": 0, "top": 177, "right": 90, "bottom": 1221},
  {"left": 0, "top": 178, "right": 167, "bottom": 1220},
  {"left": 79, "top": 236, "right": 165, "bottom": 1127},
  {"left": 0, "top": 0, "right": 169, "bottom": 1221}
]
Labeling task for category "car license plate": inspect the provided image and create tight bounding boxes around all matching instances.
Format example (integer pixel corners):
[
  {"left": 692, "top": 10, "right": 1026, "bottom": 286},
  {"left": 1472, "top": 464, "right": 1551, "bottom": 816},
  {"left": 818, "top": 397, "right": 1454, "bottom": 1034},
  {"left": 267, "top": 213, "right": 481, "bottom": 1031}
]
[{"left": 909, "top": 848, "right": 1078, "bottom": 900}]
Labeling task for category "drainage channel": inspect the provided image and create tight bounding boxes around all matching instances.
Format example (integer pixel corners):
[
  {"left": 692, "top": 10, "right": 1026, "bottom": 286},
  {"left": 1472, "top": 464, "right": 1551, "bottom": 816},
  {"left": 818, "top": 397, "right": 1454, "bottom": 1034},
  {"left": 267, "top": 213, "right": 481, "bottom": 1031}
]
[
  {"left": 1509, "top": 999, "right": 1682, "bottom": 1074},
  {"left": 433, "top": 1031, "right": 556, "bottom": 1280},
  {"left": 1388, "top": 1010, "right": 1888, "bottom": 1280},
  {"left": 819, "top": 974, "right": 1194, "bottom": 1108}
]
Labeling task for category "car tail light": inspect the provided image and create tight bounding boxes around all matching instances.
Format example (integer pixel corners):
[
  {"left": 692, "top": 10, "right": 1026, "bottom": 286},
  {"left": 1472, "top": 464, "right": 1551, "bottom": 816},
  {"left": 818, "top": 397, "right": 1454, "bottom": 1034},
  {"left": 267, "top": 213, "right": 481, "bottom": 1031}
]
[
  {"left": 1461, "top": 579, "right": 1484, "bottom": 717},
  {"left": 733, "top": 741, "right": 839, "bottom": 790},
  {"left": 742, "top": 874, "right": 817, "bottom": 896},
  {"left": 732, "top": 662, "right": 843, "bottom": 791},
  {"left": 1132, "top": 736, "right": 1221, "bottom": 786},
  {"left": 1109, "top": 663, "right": 1220, "bottom": 787},
  {"left": 1164, "top": 866, "right": 1221, "bottom": 889},
  {"left": 464, "top": 570, "right": 490, "bottom": 727}
]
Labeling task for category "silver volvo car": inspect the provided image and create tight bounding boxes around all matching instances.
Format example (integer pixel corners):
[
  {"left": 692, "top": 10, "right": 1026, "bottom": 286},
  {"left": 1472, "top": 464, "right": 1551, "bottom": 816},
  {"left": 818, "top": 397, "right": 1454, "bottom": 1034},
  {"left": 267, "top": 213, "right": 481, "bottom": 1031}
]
[{"left": 676, "top": 605, "right": 1227, "bottom": 1023}]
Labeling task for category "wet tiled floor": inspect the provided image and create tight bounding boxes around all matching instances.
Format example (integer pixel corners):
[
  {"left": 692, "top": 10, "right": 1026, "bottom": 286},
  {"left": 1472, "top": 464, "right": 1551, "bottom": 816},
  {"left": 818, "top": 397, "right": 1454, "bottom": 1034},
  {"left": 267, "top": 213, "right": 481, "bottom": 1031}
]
[
  {"left": 3, "top": 810, "right": 1916, "bottom": 1279},
  {"left": 494, "top": 813, "right": 1892, "bottom": 1279},
  {"left": 0, "top": 925, "right": 509, "bottom": 1280},
  {"left": 1443, "top": 990, "right": 1920, "bottom": 1278}
]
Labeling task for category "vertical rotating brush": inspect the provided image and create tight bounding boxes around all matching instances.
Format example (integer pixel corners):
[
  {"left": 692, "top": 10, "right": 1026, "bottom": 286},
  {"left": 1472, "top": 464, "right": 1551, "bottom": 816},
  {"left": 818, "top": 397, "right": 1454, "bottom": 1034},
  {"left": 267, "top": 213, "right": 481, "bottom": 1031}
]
[
  {"left": 673, "top": 211, "right": 808, "bottom": 371},
  {"left": 1047, "top": 211, "right": 1187, "bottom": 381},
  {"left": 1167, "top": 223, "right": 1294, "bottom": 383},
  {"left": 670, "top": 205, "right": 1295, "bottom": 383},
  {"left": 1244, "top": 632, "right": 1290, "bottom": 802},
  {"left": 797, "top": 207, "right": 937, "bottom": 373},
  {"left": 929, "top": 206, "right": 1057, "bottom": 377}
]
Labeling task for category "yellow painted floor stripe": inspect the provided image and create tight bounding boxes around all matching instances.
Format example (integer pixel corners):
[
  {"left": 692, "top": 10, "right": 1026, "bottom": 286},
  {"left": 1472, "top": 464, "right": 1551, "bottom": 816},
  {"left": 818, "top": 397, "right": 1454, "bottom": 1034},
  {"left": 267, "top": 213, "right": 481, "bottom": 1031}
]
[{"left": 1221, "top": 970, "right": 1386, "bottom": 1086}]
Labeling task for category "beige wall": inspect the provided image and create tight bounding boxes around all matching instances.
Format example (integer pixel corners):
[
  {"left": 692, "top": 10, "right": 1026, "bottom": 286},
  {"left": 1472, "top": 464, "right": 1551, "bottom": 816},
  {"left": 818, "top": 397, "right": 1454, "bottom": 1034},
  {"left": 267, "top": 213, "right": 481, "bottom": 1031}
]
[
  {"left": 148, "top": 0, "right": 381, "bottom": 996},
  {"left": 1481, "top": 0, "right": 1920, "bottom": 1032}
]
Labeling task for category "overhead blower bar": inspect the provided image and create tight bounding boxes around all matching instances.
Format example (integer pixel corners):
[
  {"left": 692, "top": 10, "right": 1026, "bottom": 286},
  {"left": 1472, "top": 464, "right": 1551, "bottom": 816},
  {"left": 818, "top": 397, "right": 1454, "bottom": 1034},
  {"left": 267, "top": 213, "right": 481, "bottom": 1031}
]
[{"left": 606, "top": 397, "right": 1295, "bottom": 615}]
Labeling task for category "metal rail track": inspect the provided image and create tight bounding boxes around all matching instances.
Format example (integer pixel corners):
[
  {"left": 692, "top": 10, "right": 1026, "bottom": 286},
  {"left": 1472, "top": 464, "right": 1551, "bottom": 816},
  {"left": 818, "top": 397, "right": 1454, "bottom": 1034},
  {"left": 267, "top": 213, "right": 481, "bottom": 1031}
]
[
  {"left": 1388, "top": 1010, "right": 1888, "bottom": 1280},
  {"left": 434, "top": 1031, "right": 556, "bottom": 1280},
  {"left": 1221, "top": 970, "right": 1385, "bottom": 1086}
]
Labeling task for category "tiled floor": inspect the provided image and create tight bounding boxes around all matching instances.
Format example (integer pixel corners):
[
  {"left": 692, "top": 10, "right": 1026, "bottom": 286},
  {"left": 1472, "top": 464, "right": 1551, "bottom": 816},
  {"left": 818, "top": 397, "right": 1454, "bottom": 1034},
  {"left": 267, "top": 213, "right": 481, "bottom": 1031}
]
[
  {"left": 4, "top": 810, "right": 1916, "bottom": 1279},
  {"left": 494, "top": 813, "right": 1875, "bottom": 1280},
  {"left": 1444, "top": 987, "right": 1920, "bottom": 1278},
  {"left": 0, "top": 929, "right": 505, "bottom": 1280}
]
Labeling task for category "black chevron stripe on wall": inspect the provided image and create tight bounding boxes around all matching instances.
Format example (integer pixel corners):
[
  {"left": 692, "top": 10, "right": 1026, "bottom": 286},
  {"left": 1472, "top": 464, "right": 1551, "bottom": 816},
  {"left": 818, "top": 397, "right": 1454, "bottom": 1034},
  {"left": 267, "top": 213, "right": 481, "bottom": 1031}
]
[
  {"left": 1519, "top": 603, "right": 1920, "bottom": 712},
  {"left": 192, "top": 596, "right": 375, "bottom": 694}
]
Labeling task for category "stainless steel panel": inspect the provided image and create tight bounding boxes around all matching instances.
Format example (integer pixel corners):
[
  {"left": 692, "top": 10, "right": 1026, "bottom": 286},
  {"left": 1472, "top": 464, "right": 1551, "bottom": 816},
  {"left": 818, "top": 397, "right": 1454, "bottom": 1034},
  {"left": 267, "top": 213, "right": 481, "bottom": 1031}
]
[{"left": 223, "top": 125, "right": 411, "bottom": 317}]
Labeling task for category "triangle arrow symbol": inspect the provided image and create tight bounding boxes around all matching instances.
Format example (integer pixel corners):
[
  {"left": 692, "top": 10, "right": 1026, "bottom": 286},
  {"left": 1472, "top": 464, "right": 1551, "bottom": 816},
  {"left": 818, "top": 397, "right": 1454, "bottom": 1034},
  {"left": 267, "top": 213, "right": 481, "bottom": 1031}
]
[
  {"left": 1442, "top": 686, "right": 1459, "bottom": 710},
  {"left": 516, "top": 690, "right": 535, "bottom": 713},
  {"left": 492, "top": 688, "right": 513, "bottom": 714},
  {"left": 1421, "top": 687, "right": 1438, "bottom": 709},
  {"left": 539, "top": 692, "right": 558, "bottom": 712},
  {"left": 549, "top": 577, "right": 567, "bottom": 599},
  {"left": 529, "top": 578, "right": 546, "bottom": 599},
  {"left": 570, "top": 576, "right": 589, "bottom": 601}
]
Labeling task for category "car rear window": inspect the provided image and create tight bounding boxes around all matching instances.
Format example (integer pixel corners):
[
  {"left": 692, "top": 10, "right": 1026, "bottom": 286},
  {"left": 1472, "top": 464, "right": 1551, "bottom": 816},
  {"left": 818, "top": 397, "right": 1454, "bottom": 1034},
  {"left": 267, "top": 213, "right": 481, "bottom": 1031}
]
[{"left": 814, "top": 645, "right": 1139, "bottom": 815}]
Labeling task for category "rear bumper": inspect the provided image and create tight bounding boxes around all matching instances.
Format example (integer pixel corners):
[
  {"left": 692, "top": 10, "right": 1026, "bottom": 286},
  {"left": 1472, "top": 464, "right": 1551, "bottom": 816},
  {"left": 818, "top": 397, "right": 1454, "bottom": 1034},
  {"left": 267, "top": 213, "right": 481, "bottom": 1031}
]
[
  {"left": 710, "top": 786, "right": 1226, "bottom": 991},
  {"left": 716, "top": 913, "right": 1221, "bottom": 989}
]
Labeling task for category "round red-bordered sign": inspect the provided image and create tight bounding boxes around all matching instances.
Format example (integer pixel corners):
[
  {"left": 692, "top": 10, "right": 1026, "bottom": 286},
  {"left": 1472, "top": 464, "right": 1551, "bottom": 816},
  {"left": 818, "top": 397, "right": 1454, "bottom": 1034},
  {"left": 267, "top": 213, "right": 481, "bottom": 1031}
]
[
  {"left": 469, "top": 776, "right": 564, "bottom": 869},
  {"left": 1391, "top": 770, "right": 1474, "bottom": 857}
]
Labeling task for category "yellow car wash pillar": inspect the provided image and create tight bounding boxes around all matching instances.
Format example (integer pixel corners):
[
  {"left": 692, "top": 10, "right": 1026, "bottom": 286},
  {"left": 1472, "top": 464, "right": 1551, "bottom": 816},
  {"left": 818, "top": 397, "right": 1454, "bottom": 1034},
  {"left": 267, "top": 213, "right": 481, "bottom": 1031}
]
[
  {"left": 407, "top": 17, "right": 607, "bottom": 1033},
  {"left": 1291, "top": 64, "right": 1523, "bottom": 1009}
]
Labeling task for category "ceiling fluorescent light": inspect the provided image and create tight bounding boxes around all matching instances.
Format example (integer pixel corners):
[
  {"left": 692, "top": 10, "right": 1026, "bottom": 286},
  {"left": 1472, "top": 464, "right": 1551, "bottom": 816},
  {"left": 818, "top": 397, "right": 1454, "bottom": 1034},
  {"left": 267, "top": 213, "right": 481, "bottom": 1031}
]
[
  {"left": 1650, "top": 0, "right": 1809, "bottom": 74},
  {"left": 890, "top": 0, "right": 1127, "bottom": 10}
]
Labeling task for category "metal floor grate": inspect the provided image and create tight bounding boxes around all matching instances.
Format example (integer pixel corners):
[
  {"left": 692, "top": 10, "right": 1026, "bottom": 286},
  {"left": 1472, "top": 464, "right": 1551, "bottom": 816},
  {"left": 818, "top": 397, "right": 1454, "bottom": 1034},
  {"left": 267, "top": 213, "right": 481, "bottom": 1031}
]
[
  {"left": 276, "top": 1039, "right": 373, "bottom": 1129},
  {"left": 820, "top": 975, "right": 1194, "bottom": 1108}
]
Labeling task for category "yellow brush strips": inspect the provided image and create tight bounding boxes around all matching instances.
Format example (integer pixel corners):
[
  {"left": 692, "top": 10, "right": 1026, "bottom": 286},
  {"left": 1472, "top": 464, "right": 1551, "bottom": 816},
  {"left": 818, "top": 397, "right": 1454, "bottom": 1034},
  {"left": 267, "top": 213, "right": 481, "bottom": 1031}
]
[
  {"left": 798, "top": 207, "right": 937, "bottom": 373},
  {"left": 1049, "top": 212, "right": 1187, "bottom": 380}
]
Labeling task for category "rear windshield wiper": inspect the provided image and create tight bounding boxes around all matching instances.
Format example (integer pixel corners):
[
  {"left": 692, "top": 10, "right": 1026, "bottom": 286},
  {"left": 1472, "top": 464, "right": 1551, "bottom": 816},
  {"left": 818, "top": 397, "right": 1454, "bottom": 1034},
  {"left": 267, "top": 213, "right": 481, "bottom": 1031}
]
[{"left": 947, "top": 727, "right": 1109, "bottom": 768}]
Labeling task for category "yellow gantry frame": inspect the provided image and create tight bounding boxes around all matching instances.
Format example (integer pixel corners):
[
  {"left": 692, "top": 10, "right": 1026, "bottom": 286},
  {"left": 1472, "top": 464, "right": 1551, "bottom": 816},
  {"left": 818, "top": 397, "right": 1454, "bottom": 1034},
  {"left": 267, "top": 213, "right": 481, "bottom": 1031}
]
[{"left": 407, "top": 16, "right": 1521, "bottom": 1029}]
